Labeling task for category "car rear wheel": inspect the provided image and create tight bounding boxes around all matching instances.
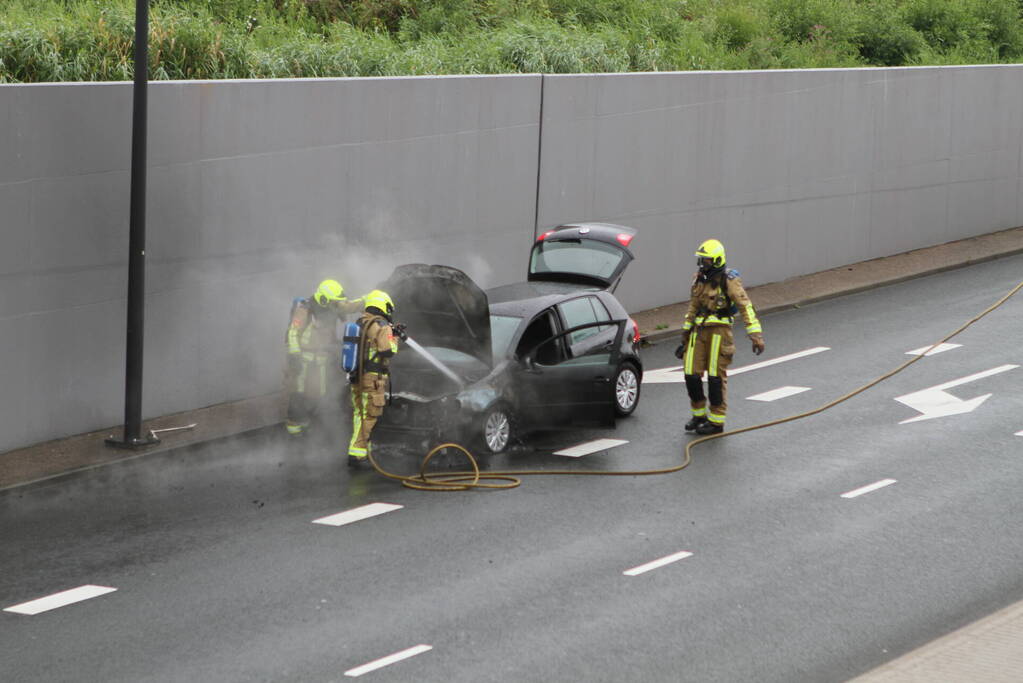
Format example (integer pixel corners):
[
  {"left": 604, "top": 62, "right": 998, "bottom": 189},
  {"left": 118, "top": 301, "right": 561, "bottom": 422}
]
[
  {"left": 613, "top": 362, "right": 640, "bottom": 417},
  {"left": 477, "top": 405, "right": 512, "bottom": 454}
]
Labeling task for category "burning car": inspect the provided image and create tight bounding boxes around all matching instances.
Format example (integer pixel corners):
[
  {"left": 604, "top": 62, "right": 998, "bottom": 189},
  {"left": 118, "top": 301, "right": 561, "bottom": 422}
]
[{"left": 377, "top": 222, "right": 643, "bottom": 454}]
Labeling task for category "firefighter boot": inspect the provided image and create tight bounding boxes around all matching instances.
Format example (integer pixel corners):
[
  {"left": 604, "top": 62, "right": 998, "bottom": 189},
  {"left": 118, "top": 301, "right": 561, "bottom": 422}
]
[
  {"left": 695, "top": 420, "right": 724, "bottom": 435},
  {"left": 684, "top": 416, "right": 707, "bottom": 432}
]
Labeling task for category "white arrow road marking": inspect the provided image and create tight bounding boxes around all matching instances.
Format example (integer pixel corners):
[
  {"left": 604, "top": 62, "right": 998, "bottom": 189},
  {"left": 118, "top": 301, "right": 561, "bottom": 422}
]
[
  {"left": 895, "top": 364, "right": 1019, "bottom": 424},
  {"left": 4, "top": 585, "right": 117, "bottom": 615},
  {"left": 906, "top": 343, "right": 961, "bottom": 356},
  {"left": 747, "top": 386, "right": 811, "bottom": 402},
  {"left": 643, "top": 346, "right": 830, "bottom": 384},
  {"left": 312, "top": 503, "right": 403, "bottom": 527},
  {"left": 345, "top": 645, "right": 432, "bottom": 677},
  {"left": 623, "top": 551, "right": 693, "bottom": 576},
  {"left": 841, "top": 479, "right": 897, "bottom": 499},
  {"left": 553, "top": 438, "right": 629, "bottom": 457}
]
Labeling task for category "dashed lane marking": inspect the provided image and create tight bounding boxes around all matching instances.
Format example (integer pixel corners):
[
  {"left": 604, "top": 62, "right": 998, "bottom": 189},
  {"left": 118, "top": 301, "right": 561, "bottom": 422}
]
[
  {"left": 553, "top": 438, "right": 629, "bottom": 457},
  {"left": 4, "top": 585, "right": 117, "bottom": 615},
  {"left": 643, "top": 346, "right": 830, "bottom": 384},
  {"left": 344, "top": 644, "right": 433, "bottom": 677},
  {"left": 841, "top": 479, "right": 897, "bottom": 499},
  {"left": 1015, "top": 430, "right": 1023, "bottom": 436},
  {"left": 747, "top": 386, "right": 811, "bottom": 402},
  {"left": 623, "top": 551, "right": 693, "bottom": 576},
  {"left": 312, "top": 503, "right": 403, "bottom": 527},
  {"left": 906, "top": 343, "right": 962, "bottom": 356}
]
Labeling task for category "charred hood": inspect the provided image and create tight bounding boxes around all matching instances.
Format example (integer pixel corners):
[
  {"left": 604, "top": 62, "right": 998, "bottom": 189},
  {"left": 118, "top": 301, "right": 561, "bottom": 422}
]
[{"left": 380, "top": 264, "right": 492, "bottom": 368}]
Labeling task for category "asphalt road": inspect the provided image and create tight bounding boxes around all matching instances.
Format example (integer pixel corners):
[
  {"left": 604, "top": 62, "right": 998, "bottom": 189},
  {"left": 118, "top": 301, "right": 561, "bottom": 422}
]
[{"left": 2, "top": 255, "right": 1022, "bottom": 683}]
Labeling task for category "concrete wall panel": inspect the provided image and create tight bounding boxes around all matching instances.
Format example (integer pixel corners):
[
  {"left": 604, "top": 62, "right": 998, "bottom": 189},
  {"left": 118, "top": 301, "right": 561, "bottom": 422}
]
[{"left": 2, "top": 65, "right": 1022, "bottom": 453}]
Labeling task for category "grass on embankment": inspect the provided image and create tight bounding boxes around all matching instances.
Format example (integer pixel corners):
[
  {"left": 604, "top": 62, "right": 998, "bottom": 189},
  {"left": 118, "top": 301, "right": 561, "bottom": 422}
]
[{"left": 2, "top": 0, "right": 1022, "bottom": 82}]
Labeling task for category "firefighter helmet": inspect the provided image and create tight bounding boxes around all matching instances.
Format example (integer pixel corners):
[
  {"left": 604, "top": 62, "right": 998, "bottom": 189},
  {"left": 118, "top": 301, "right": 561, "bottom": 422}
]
[
  {"left": 364, "top": 289, "right": 394, "bottom": 317},
  {"left": 313, "top": 279, "right": 345, "bottom": 306},
  {"left": 696, "top": 239, "right": 726, "bottom": 275}
]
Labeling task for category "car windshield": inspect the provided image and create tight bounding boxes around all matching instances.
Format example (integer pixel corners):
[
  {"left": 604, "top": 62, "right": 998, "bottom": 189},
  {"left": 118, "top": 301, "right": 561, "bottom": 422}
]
[
  {"left": 490, "top": 315, "right": 522, "bottom": 360},
  {"left": 529, "top": 240, "right": 625, "bottom": 281}
]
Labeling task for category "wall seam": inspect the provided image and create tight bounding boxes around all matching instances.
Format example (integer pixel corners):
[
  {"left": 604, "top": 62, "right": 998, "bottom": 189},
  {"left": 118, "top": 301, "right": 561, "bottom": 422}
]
[{"left": 532, "top": 74, "right": 546, "bottom": 240}]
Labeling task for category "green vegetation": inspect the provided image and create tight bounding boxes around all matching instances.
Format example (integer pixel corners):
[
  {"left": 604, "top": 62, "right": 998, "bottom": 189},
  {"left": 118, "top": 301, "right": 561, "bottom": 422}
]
[{"left": 2, "top": 0, "right": 1022, "bottom": 82}]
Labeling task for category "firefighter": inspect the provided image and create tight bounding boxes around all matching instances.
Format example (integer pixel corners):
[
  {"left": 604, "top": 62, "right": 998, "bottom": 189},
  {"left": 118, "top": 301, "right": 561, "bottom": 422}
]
[
  {"left": 674, "top": 239, "right": 765, "bottom": 435},
  {"left": 348, "top": 290, "right": 407, "bottom": 468},
  {"left": 285, "top": 279, "right": 362, "bottom": 437}
]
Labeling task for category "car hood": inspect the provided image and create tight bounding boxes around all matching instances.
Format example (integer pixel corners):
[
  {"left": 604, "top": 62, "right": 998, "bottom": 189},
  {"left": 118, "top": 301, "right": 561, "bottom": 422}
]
[{"left": 380, "top": 263, "right": 492, "bottom": 368}]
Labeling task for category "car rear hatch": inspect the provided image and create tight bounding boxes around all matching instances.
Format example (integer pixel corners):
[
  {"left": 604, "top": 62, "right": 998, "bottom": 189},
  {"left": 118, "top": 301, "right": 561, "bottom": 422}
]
[{"left": 528, "top": 223, "right": 637, "bottom": 290}]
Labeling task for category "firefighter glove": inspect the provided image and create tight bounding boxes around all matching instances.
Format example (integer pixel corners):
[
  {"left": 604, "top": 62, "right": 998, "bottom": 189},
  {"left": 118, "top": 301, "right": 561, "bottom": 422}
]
[
  {"left": 750, "top": 334, "right": 765, "bottom": 356},
  {"left": 393, "top": 322, "right": 408, "bottom": 342}
]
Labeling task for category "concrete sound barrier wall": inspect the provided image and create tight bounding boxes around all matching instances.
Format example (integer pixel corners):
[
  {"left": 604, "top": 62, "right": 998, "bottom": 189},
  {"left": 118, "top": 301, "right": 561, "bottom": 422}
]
[
  {"left": 537, "top": 66, "right": 1023, "bottom": 312},
  {"left": 0, "top": 76, "right": 541, "bottom": 454},
  {"left": 2, "top": 65, "right": 1022, "bottom": 453}
]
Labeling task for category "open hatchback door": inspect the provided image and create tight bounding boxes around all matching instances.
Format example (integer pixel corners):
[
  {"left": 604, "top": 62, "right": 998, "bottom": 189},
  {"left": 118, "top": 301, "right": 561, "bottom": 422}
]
[{"left": 528, "top": 223, "right": 637, "bottom": 290}]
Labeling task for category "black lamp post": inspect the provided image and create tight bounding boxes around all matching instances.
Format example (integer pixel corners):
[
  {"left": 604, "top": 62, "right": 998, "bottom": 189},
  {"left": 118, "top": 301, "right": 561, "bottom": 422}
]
[{"left": 107, "top": 0, "right": 157, "bottom": 448}]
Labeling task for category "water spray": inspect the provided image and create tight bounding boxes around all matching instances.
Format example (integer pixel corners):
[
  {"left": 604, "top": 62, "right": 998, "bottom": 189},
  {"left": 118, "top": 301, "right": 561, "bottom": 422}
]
[{"left": 403, "top": 336, "right": 465, "bottom": 389}]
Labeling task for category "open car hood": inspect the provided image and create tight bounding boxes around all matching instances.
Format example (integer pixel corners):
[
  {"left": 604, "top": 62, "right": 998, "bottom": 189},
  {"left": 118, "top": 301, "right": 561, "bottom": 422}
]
[{"left": 380, "top": 264, "right": 492, "bottom": 368}]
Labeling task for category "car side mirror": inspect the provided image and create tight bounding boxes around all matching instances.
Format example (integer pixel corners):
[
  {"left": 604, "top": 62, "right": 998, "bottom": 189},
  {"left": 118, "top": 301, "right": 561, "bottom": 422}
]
[{"left": 521, "top": 356, "right": 541, "bottom": 374}]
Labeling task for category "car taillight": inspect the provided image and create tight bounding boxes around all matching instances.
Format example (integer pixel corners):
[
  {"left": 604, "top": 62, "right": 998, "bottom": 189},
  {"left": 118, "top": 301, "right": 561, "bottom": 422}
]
[
  {"left": 537, "top": 230, "right": 555, "bottom": 241},
  {"left": 616, "top": 233, "right": 634, "bottom": 247},
  {"left": 629, "top": 318, "right": 641, "bottom": 344}
]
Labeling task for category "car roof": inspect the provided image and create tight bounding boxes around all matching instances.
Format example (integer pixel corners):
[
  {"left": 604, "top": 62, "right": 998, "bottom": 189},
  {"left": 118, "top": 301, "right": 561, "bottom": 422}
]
[{"left": 486, "top": 281, "right": 605, "bottom": 317}]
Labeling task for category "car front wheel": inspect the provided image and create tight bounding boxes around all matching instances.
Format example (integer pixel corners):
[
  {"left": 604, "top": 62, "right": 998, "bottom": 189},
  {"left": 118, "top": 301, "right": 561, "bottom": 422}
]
[
  {"left": 613, "top": 362, "right": 640, "bottom": 417},
  {"left": 477, "top": 405, "right": 513, "bottom": 454}
]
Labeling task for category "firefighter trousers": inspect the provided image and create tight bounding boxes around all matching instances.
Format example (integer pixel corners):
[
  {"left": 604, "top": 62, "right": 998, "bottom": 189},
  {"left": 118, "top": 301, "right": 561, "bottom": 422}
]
[
  {"left": 285, "top": 352, "right": 330, "bottom": 435},
  {"left": 348, "top": 372, "right": 387, "bottom": 458},
  {"left": 682, "top": 325, "right": 735, "bottom": 426}
]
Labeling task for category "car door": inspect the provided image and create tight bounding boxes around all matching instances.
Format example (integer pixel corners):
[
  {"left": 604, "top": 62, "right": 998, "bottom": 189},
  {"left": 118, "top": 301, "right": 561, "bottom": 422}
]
[{"left": 512, "top": 299, "right": 622, "bottom": 427}]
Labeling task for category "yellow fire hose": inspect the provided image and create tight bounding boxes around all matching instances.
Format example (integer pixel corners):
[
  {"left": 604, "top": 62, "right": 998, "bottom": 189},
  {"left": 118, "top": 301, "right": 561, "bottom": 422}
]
[{"left": 366, "top": 280, "right": 1022, "bottom": 492}]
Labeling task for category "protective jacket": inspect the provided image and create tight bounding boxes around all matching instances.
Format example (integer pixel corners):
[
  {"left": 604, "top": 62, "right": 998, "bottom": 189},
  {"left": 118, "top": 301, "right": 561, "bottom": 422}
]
[
  {"left": 348, "top": 313, "right": 399, "bottom": 459},
  {"left": 287, "top": 298, "right": 361, "bottom": 355},
  {"left": 682, "top": 269, "right": 762, "bottom": 335}
]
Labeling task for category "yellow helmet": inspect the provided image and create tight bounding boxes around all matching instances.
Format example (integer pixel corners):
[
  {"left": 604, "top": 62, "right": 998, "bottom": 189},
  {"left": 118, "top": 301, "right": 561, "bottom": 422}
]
[
  {"left": 364, "top": 289, "right": 394, "bottom": 317},
  {"left": 313, "top": 279, "right": 345, "bottom": 306},
  {"left": 695, "top": 239, "right": 726, "bottom": 274}
]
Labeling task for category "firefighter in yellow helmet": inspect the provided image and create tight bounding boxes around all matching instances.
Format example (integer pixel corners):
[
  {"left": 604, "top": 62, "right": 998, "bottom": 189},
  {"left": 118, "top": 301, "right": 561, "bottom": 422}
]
[
  {"left": 347, "top": 290, "right": 406, "bottom": 468},
  {"left": 674, "top": 239, "right": 765, "bottom": 435},
  {"left": 284, "top": 279, "right": 362, "bottom": 436}
]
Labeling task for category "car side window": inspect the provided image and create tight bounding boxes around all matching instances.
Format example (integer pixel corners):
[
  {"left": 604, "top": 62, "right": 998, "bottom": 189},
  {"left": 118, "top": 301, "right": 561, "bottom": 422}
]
[
  {"left": 515, "top": 310, "right": 565, "bottom": 366},
  {"left": 559, "top": 297, "right": 600, "bottom": 344}
]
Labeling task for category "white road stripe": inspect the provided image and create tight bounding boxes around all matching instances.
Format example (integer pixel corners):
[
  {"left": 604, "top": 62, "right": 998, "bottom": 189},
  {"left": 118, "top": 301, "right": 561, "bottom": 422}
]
[
  {"left": 841, "top": 479, "right": 897, "bottom": 499},
  {"left": 344, "top": 644, "right": 432, "bottom": 677},
  {"left": 643, "top": 346, "right": 830, "bottom": 384},
  {"left": 1015, "top": 430, "right": 1023, "bottom": 436},
  {"left": 747, "top": 386, "right": 811, "bottom": 402},
  {"left": 312, "top": 503, "right": 403, "bottom": 527},
  {"left": 553, "top": 438, "right": 629, "bottom": 457},
  {"left": 623, "top": 551, "right": 693, "bottom": 576},
  {"left": 4, "top": 585, "right": 117, "bottom": 615},
  {"left": 906, "top": 343, "right": 961, "bottom": 356}
]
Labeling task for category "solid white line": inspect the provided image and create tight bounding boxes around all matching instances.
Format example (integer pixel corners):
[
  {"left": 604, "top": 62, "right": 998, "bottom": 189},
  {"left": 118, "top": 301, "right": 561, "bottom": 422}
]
[
  {"left": 747, "top": 386, "right": 811, "bottom": 402},
  {"left": 344, "top": 644, "right": 432, "bottom": 677},
  {"left": 642, "top": 346, "right": 830, "bottom": 384},
  {"left": 553, "top": 438, "right": 629, "bottom": 457},
  {"left": 841, "top": 479, "right": 897, "bottom": 499},
  {"left": 4, "top": 585, "right": 117, "bottom": 615},
  {"left": 906, "top": 343, "right": 961, "bottom": 356},
  {"left": 928, "top": 364, "right": 1019, "bottom": 392},
  {"left": 312, "top": 502, "right": 403, "bottom": 527},
  {"left": 623, "top": 551, "right": 693, "bottom": 576},
  {"left": 729, "top": 346, "right": 831, "bottom": 376}
]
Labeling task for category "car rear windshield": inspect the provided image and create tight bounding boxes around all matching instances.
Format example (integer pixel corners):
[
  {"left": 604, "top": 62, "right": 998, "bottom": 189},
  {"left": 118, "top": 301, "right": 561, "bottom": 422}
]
[
  {"left": 490, "top": 315, "right": 522, "bottom": 360},
  {"left": 529, "top": 240, "right": 626, "bottom": 282}
]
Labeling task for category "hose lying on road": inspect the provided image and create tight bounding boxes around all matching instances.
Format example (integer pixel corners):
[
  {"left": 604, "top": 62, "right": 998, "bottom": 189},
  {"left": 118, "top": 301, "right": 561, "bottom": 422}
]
[{"left": 366, "top": 280, "right": 1023, "bottom": 492}]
